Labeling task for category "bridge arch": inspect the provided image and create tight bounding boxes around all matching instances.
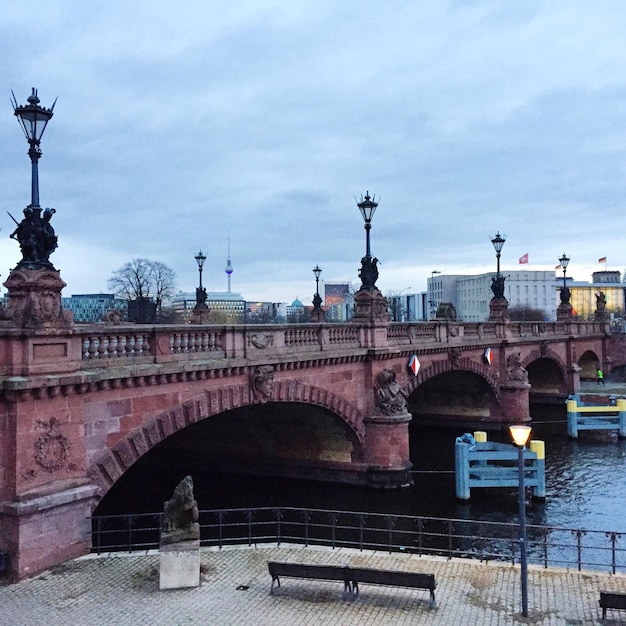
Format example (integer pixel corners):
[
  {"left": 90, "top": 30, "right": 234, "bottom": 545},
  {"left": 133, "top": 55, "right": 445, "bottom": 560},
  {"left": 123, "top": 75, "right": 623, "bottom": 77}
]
[
  {"left": 87, "top": 379, "right": 365, "bottom": 504},
  {"left": 578, "top": 349, "right": 601, "bottom": 380},
  {"left": 404, "top": 357, "right": 499, "bottom": 398},
  {"left": 404, "top": 358, "right": 501, "bottom": 427}
]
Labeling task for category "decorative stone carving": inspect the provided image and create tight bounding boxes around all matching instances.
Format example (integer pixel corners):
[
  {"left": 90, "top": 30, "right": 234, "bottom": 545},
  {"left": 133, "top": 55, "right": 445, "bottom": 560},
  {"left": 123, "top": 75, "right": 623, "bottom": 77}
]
[
  {"left": 506, "top": 352, "right": 528, "bottom": 383},
  {"left": 102, "top": 309, "right": 124, "bottom": 324},
  {"left": 595, "top": 291, "right": 608, "bottom": 321},
  {"left": 350, "top": 288, "right": 390, "bottom": 324},
  {"left": 0, "top": 268, "right": 72, "bottom": 328},
  {"left": 162, "top": 475, "right": 200, "bottom": 546},
  {"left": 375, "top": 368, "right": 407, "bottom": 415},
  {"left": 436, "top": 302, "right": 457, "bottom": 321},
  {"left": 249, "top": 333, "right": 274, "bottom": 349},
  {"left": 450, "top": 347, "right": 462, "bottom": 368},
  {"left": 251, "top": 365, "right": 274, "bottom": 403},
  {"left": 34, "top": 416, "right": 70, "bottom": 472}
]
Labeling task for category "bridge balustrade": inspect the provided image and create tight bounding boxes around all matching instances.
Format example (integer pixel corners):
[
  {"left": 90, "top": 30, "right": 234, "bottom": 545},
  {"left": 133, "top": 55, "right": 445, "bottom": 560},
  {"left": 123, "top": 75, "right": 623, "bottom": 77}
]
[{"left": 73, "top": 319, "right": 612, "bottom": 365}]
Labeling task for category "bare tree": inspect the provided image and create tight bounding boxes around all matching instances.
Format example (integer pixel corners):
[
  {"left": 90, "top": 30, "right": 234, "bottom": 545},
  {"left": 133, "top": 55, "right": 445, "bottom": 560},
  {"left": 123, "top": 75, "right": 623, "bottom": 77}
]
[{"left": 108, "top": 258, "right": 177, "bottom": 309}]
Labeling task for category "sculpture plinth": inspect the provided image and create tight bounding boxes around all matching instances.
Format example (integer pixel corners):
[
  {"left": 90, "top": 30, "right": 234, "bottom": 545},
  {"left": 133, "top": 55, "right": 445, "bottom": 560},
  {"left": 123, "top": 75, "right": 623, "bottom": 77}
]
[
  {"left": 350, "top": 288, "right": 390, "bottom": 324},
  {"left": 489, "top": 298, "right": 509, "bottom": 321},
  {"left": 1, "top": 268, "right": 73, "bottom": 329},
  {"left": 557, "top": 302, "right": 573, "bottom": 321},
  {"left": 190, "top": 306, "right": 211, "bottom": 324}
]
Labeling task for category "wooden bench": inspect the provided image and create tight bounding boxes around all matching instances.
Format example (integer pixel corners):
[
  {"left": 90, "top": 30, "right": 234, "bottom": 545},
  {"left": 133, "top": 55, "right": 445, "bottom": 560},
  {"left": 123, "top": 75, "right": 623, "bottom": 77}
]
[
  {"left": 267, "top": 561, "right": 436, "bottom": 608},
  {"left": 267, "top": 562, "right": 352, "bottom": 594},
  {"left": 348, "top": 567, "right": 436, "bottom": 609},
  {"left": 599, "top": 591, "right": 626, "bottom": 619}
]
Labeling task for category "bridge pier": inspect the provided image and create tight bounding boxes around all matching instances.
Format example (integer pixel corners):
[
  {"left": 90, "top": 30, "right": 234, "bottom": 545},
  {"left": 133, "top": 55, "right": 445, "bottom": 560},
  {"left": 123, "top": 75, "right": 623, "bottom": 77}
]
[
  {"left": 363, "top": 412, "right": 413, "bottom": 488},
  {"left": 0, "top": 481, "right": 98, "bottom": 580},
  {"left": 499, "top": 383, "right": 532, "bottom": 425}
]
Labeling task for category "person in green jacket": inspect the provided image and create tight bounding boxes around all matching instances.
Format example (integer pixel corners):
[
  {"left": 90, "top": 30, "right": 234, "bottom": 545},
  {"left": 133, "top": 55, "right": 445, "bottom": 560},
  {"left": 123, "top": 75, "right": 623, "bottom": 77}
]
[{"left": 597, "top": 368, "right": 605, "bottom": 385}]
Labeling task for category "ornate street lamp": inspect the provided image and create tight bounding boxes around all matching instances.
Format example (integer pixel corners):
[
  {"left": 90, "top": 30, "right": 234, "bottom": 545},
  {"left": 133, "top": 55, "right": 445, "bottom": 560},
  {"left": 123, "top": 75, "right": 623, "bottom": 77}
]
[
  {"left": 559, "top": 252, "right": 570, "bottom": 297},
  {"left": 510, "top": 424, "right": 532, "bottom": 618},
  {"left": 195, "top": 250, "right": 207, "bottom": 308},
  {"left": 312, "top": 265, "right": 322, "bottom": 309},
  {"left": 491, "top": 232, "right": 506, "bottom": 297},
  {"left": 12, "top": 88, "right": 56, "bottom": 209},
  {"left": 489, "top": 232, "right": 509, "bottom": 320},
  {"left": 356, "top": 191, "right": 379, "bottom": 290},
  {"left": 557, "top": 253, "right": 572, "bottom": 320},
  {"left": 10, "top": 88, "right": 59, "bottom": 270},
  {"left": 310, "top": 264, "right": 325, "bottom": 322}
]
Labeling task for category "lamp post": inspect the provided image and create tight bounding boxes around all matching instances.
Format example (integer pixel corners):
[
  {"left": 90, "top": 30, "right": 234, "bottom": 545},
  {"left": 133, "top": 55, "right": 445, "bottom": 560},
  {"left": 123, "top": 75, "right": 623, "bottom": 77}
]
[
  {"left": 312, "top": 265, "right": 322, "bottom": 308},
  {"left": 491, "top": 232, "right": 506, "bottom": 295},
  {"left": 356, "top": 191, "right": 379, "bottom": 290},
  {"left": 11, "top": 88, "right": 56, "bottom": 210},
  {"left": 557, "top": 253, "right": 572, "bottom": 320},
  {"left": 311, "top": 265, "right": 324, "bottom": 322},
  {"left": 510, "top": 424, "right": 532, "bottom": 618},
  {"left": 489, "top": 232, "right": 508, "bottom": 320},
  {"left": 195, "top": 250, "right": 207, "bottom": 308},
  {"left": 10, "top": 88, "right": 59, "bottom": 271}
]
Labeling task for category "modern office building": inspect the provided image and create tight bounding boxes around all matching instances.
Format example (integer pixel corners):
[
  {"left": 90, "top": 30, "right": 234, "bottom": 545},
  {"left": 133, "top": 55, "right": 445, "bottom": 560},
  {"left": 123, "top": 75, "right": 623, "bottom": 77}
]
[
  {"left": 60, "top": 293, "right": 127, "bottom": 323},
  {"left": 456, "top": 271, "right": 557, "bottom": 322},
  {"left": 324, "top": 282, "right": 354, "bottom": 321},
  {"left": 171, "top": 291, "right": 246, "bottom": 323}
]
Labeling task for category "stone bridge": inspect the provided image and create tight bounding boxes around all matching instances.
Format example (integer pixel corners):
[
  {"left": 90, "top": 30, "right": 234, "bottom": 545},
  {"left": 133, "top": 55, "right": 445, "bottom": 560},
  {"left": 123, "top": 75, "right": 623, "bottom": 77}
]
[{"left": 0, "top": 316, "right": 620, "bottom": 579}]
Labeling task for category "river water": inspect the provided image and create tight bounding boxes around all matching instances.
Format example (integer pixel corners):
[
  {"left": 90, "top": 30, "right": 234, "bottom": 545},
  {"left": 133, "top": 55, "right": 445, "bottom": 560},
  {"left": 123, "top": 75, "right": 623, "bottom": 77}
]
[{"left": 97, "top": 403, "right": 626, "bottom": 537}]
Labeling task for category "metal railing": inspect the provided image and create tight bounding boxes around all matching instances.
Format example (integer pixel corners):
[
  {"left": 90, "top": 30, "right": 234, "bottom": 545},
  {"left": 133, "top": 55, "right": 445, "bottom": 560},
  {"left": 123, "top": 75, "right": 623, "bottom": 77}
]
[{"left": 90, "top": 507, "right": 626, "bottom": 574}]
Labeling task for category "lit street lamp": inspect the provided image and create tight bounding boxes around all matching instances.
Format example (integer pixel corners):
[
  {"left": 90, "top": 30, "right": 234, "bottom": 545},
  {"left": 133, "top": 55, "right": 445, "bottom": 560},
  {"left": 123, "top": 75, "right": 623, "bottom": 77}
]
[
  {"left": 195, "top": 250, "right": 207, "bottom": 308},
  {"left": 557, "top": 253, "right": 572, "bottom": 320},
  {"left": 510, "top": 424, "right": 532, "bottom": 618},
  {"left": 356, "top": 191, "right": 379, "bottom": 290}
]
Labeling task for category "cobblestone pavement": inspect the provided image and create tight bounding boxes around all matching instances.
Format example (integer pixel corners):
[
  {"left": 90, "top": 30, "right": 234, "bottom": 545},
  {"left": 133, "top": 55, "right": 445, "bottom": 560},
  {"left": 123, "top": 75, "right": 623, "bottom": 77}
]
[{"left": 2, "top": 544, "right": 626, "bottom": 625}]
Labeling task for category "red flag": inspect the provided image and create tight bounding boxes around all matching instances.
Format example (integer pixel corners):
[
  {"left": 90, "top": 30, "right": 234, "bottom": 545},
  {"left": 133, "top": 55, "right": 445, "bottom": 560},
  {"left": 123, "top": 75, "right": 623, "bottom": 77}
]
[
  {"left": 598, "top": 257, "right": 607, "bottom": 264},
  {"left": 519, "top": 253, "right": 528, "bottom": 264}
]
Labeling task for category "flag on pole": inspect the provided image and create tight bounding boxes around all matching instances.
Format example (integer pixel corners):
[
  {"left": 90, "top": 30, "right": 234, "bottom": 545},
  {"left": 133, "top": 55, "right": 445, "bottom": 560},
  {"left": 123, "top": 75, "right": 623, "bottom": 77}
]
[
  {"left": 518, "top": 253, "right": 528, "bottom": 264},
  {"left": 554, "top": 265, "right": 561, "bottom": 271},
  {"left": 598, "top": 257, "right": 607, "bottom": 264}
]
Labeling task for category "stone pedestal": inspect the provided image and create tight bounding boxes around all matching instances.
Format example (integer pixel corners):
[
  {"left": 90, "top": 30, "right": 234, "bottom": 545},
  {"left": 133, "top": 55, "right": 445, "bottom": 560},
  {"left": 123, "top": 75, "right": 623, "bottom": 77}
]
[
  {"left": 363, "top": 411, "right": 413, "bottom": 488},
  {"left": 310, "top": 307, "right": 325, "bottom": 323},
  {"left": 190, "top": 306, "right": 211, "bottom": 324},
  {"left": 159, "top": 539, "right": 201, "bottom": 590},
  {"left": 1, "top": 268, "right": 72, "bottom": 329},
  {"left": 488, "top": 297, "right": 509, "bottom": 321},
  {"left": 350, "top": 288, "right": 390, "bottom": 324},
  {"left": 499, "top": 383, "right": 532, "bottom": 425},
  {"left": 557, "top": 303, "right": 573, "bottom": 321}
]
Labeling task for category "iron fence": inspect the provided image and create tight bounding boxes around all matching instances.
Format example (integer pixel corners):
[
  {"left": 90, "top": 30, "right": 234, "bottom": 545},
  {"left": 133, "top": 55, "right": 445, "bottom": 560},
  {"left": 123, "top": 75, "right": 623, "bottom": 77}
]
[{"left": 90, "top": 507, "right": 626, "bottom": 574}]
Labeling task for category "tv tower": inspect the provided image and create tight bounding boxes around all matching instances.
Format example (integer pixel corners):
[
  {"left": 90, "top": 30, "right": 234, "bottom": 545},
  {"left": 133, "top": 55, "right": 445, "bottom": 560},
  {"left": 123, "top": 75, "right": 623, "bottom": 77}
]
[{"left": 225, "top": 234, "right": 233, "bottom": 293}]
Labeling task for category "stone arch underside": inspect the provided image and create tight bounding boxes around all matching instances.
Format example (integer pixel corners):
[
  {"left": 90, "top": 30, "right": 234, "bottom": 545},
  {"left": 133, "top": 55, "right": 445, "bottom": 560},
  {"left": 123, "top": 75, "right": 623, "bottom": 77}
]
[
  {"left": 404, "top": 359, "right": 501, "bottom": 427},
  {"left": 578, "top": 349, "right": 601, "bottom": 380},
  {"left": 522, "top": 349, "right": 569, "bottom": 397},
  {"left": 87, "top": 379, "right": 365, "bottom": 502}
]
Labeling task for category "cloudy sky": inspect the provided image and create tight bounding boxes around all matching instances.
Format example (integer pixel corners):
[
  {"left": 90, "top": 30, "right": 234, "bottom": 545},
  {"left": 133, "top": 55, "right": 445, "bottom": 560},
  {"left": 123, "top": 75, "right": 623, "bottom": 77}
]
[{"left": 2, "top": 1, "right": 626, "bottom": 304}]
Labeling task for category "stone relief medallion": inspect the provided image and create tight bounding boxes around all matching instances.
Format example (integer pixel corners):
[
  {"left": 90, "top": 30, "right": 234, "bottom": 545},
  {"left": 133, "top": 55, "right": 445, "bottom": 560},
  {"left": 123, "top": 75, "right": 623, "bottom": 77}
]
[
  {"left": 34, "top": 416, "right": 70, "bottom": 472},
  {"left": 249, "top": 333, "right": 273, "bottom": 349}
]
